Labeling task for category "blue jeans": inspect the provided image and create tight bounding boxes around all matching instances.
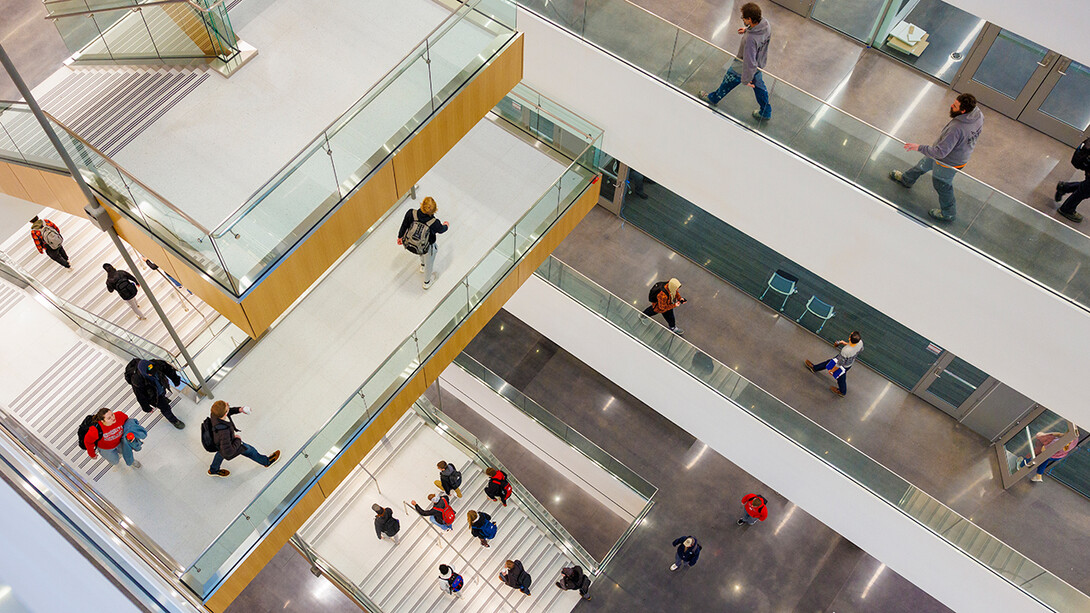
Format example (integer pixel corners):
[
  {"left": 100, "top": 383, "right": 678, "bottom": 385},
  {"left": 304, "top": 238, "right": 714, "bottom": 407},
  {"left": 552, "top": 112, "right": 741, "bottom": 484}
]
[
  {"left": 99, "top": 445, "right": 136, "bottom": 466},
  {"left": 706, "top": 66, "right": 771, "bottom": 118},
  {"left": 431, "top": 516, "right": 453, "bottom": 531},
  {"left": 1037, "top": 457, "right": 1060, "bottom": 475},
  {"left": 809, "top": 359, "right": 848, "bottom": 395},
  {"left": 741, "top": 514, "right": 760, "bottom": 525},
  {"left": 902, "top": 157, "right": 958, "bottom": 219},
  {"left": 210, "top": 443, "right": 270, "bottom": 472}
]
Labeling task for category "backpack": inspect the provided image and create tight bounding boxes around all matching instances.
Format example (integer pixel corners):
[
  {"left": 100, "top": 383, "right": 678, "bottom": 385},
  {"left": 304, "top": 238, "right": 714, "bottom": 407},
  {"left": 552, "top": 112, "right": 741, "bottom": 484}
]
[
  {"left": 479, "top": 520, "right": 498, "bottom": 539},
  {"left": 124, "top": 358, "right": 140, "bottom": 386},
  {"left": 518, "top": 568, "right": 533, "bottom": 589},
  {"left": 77, "top": 414, "right": 102, "bottom": 450},
  {"left": 435, "top": 497, "right": 456, "bottom": 525},
  {"left": 648, "top": 281, "right": 667, "bottom": 303},
  {"left": 402, "top": 210, "right": 433, "bottom": 255},
  {"left": 448, "top": 467, "right": 462, "bottom": 489},
  {"left": 40, "top": 224, "right": 63, "bottom": 250},
  {"left": 1073, "top": 137, "right": 1090, "bottom": 171},
  {"left": 200, "top": 418, "right": 217, "bottom": 453},
  {"left": 449, "top": 574, "right": 463, "bottom": 592},
  {"left": 116, "top": 275, "right": 138, "bottom": 299}
]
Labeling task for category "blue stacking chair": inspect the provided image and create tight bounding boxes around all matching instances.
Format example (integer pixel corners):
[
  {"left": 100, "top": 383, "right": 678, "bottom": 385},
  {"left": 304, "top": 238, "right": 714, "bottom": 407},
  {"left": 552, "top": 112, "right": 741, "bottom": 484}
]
[
  {"left": 759, "top": 269, "right": 798, "bottom": 312},
  {"left": 797, "top": 296, "right": 836, "bottom": 332}
]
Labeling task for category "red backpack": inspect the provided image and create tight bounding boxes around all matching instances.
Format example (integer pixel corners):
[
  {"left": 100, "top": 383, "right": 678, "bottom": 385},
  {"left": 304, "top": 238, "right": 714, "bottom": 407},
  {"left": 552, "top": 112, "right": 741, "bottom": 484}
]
[
  {"left": 435, "top": 497, "right": 456, "bottom": 525},
  {"left": 491, "top": 472, "right": 512, "bottom": 499}
]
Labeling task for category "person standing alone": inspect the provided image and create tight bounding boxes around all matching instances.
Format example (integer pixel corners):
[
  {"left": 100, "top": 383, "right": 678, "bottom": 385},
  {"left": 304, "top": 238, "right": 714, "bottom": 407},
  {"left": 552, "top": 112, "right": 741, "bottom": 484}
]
[
  {"left": 644, "top": 278, "right": 686, "bottom": 335},
  {"left": 398, "top": 196, "right": 449, "bottom": 289},
  {"left": 700, "top": 3, "right": 772, "bottom": 121},
  {"left": 889, "top": 93, "right": 984, "bottom": 221},
  {"left": 29, "top": 216, "right": 70, "bottom": 269},
  {"left": 103, "top": 263, "right": 146, "bottom": 320},
  {"left": 204, "top": 400, "right": 280, "bottom": 477},
  {"left": 670, "top": 536, "right": 701, "bottom": 571},
  {"left": 805, "top": 331, "right": 863, "bottom": 397}
]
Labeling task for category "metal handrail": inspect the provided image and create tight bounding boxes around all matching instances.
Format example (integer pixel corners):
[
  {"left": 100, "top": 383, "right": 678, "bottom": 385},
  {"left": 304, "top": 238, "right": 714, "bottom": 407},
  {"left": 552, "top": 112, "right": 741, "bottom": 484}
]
[{"left": 43, "top": 0, "right": 208, "bottom": 19}]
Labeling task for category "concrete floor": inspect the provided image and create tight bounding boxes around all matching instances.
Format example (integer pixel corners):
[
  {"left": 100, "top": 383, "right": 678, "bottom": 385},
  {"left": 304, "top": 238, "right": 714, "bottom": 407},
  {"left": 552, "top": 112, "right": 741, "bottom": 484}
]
[{"left": 0, "top": 0, "right": 69, "bottom": 100}]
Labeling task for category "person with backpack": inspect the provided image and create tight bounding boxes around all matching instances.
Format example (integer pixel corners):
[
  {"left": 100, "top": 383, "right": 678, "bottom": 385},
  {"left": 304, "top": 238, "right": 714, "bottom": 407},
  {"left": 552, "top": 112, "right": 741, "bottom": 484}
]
[
  {"left": 670, "top": 536, "right": 701, "bottom": 571},
  {"left": 805, "top": 331, "right": 863, "bottom": 397},
  {"left": 412, "top": 493, "right": 455, "bottom": 531},
  {"left": 435, "top": 460, "right": 463, "bottom": 497},
  {"left": 103, "top": 263, "right": 146, "bottom": 320},
  {"left": 29, "top": 216, "right": 71, "bottom": 269},
  {"left": 738, "top": 493, "right": 769, "bottom": 526},
  {"left": 499, "top": 559, "right": 532, "bottom": 596},
  {"left": 556, "top": 565, "right": 592, "bottom": 600},
  {"left": 437, "top": 564, "right": 464, "bottom": 598},
  {"left": 467, "top": 510, "right": 496, "bottom": 547},
  {"left": 643, "top": 278, "right": 686, "bottom": 335},
  {"left": 204, "top": 400, "right": 280, "bottom": 477},
  {"left": 372, "top": 503, "right": 400, "bottom": 543},
  {"left": 126, "top": 358, "right": 185, "bottom": 429},
  {"left": 80, "top": 408, "right": 140, "bottom": 468},
  {"left": 397, "top": 196, "right": 449, "bottom": 290},
  {"left": 484, "top": 467, "right": 512, "bottom": 507},
  {"left": 1055, "top": 137, "right": 1090, "bottom": 223}
]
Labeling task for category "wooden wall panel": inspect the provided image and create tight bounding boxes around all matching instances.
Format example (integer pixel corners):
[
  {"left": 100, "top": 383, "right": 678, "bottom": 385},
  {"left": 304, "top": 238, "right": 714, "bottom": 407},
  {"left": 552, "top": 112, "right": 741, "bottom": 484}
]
[
  {"left": 392, "top": 35, "right": 524, "bottom": 197},
  {"left": 0, "top": 162, "right": 31, "bottom": 201},
  {"left": 7, "top": 164, "right": 59, "bottom": 210}
]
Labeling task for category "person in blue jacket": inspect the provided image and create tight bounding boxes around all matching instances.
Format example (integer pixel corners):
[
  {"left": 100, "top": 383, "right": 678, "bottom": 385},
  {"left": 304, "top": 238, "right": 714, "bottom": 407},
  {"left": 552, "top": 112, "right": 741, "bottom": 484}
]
[{"left": 671, "top": 536, "right": 701, "bottom": 571}]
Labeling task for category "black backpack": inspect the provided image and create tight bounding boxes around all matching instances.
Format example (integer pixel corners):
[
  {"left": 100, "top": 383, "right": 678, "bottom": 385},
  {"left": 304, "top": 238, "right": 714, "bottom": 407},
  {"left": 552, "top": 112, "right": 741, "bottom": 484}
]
[
  {"left": 124, "top": 358, "right": 140, "bottom": 386},
  {"left": 648, "top": 281, "right": 667, "bottom": 303},
  {"left": 518, "top": 568, "right": 533, "bottom": 589},
  {"left": 116, "top": 274, "right": 138, "bottom": 298},
  {"left": 77, "top": 414, "right": 102, "bottom": 450},
  {"left": 1073, "top": 137, "right": 1090, "bottom": 171},
  {"left": 448, "top": 466, "right": 462, "bottom": 489},
  {"left": 200, "top": 418, "right": 217, "bottom": 453}
]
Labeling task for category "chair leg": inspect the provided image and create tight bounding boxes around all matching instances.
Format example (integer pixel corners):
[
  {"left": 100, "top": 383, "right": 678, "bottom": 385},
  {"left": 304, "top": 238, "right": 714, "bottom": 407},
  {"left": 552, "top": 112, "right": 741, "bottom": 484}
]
[
  {"left": 796, "top": 311, "right": 806, "bottom": 324},
  {"left": 779, "top": 295, "right": 789, "bottom": 312},
  {"left": 759, "top": 288, "right": 769, "bottom": 301},
  {"left": 816, "top": 320, "right": 826, "bottom": 333}
]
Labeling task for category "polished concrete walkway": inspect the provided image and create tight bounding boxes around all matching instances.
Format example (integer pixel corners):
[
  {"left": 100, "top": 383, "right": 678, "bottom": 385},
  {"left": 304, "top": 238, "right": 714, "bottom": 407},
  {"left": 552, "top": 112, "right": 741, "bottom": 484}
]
[
  {"left": 0, "top": 0, "right": 69, "bottom": 100},
  {"left": 551, "top": 205, "right": 1090, "bottom": 594}
]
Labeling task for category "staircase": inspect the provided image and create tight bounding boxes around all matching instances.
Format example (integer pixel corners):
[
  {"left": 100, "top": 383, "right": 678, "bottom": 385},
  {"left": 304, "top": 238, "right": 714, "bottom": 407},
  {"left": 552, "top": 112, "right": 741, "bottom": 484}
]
[
  {"left": 0, "top": 207, "right": 226, "bottom": 357},
  {"left": 299, "top": 411, "right": 583, "bottom": 613}
]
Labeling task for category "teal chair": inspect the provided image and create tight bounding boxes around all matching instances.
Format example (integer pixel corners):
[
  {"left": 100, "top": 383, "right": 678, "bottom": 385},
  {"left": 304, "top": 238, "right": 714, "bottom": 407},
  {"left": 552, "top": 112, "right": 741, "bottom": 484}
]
[
  {"left": 759, "top": 270, "right": 798, "bottom": 312},
  {"left": 797, "top": 296, "right": 835, "bottom": 332}
]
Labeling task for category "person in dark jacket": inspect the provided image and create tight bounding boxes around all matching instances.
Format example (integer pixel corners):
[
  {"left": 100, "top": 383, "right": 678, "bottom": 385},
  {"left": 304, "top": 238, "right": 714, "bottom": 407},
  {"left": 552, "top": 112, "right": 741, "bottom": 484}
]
[
  {"left": 207, "top": 400, "right": 280, "bottom": 477},
  {"left": 484, "top": 467, "right": 511, "bottom": 506},
  {"left": 466, "top": 510, "right": 495, "bottom": 548},
  {"left": 412, "top": 493, "right": 454, "bottom": 531},
  {"left": 671, "top": 536, "right": 701, "bottom": 571},
  {"left": 556, "top": 565, "right": 592, "bottom": 600},
  {"left": 29, "top": 216, "right": 70, "bottom": 268},
  {"left": 103, "top": 263, "right": 146, "bottom": 320},
  {"left": 438, "top": 564, "right": 463, "bottom": 598},
  {"left": 499, "top": 559, "right": 532, "bottom": 596},
  {"left": 397, "top": 196, "right": 449, "bottom": 289},
  {"left": 125, "top": 358, "right": 184, "bottom": 429},
  {"left": 372, "top": 503, "right": 400, "bottom": 543},
  {"left": 435, "top": 460, "right": 462, "bottom": 498}
]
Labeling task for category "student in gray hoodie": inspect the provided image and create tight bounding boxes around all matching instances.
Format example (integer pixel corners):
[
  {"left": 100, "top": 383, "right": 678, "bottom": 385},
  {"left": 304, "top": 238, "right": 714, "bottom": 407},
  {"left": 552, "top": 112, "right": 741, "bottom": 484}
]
[
  {"left": 701, "top": 3, "right": 772, "bottom": 120},
  {"left": 890, "top": 93, "right": 984, "bottom": 222}
]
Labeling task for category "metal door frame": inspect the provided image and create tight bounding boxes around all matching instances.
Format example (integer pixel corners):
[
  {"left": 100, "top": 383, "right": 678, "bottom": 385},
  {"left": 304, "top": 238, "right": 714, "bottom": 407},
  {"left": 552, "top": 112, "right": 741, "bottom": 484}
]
[
  {"left": 909, "top": 350, "right": 994, "bottom": 419},
  {"left": 1017, "top": 57, "right": 1090, "bottom": 147},
  {"left": 951, "top": 23, "right": 1060, "bottom": 118},
  {"left": 992, "top": 408, "right": 1079, "bottom": 489}
]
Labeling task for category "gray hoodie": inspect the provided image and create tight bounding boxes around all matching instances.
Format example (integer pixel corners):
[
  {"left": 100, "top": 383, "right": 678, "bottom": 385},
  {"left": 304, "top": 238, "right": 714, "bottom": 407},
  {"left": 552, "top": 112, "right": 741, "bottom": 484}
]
[
  {"left": 918, "top": 106, "right": 984, "bottom": 167},
  {"left": 736, "top": 19, "right": 772, "bottom": 84}
]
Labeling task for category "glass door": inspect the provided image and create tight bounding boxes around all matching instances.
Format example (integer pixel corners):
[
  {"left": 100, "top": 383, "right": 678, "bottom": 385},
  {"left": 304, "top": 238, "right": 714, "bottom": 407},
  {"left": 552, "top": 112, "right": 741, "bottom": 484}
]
[
  {"left": 810, "top": 0, "right": 893, "bottom": 43},
  {"left": 910, "top": 351, "right": 991, "bottom": 419},
  {"left": 951, "top": 24, "right": 1059, "bottom": 118},
  {"left": 993, "top": 408, "right": 1078, "bottom": 489},
  {"left": 774, "top": 0, "right": 816, "bottom": 17},
  {"left": 1017, "top": 58, "right": 1090, "bottom": 147}
]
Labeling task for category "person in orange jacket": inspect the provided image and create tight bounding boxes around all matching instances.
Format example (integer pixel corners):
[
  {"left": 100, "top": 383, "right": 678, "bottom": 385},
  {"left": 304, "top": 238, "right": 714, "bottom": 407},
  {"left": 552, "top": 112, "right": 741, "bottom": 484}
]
[
  {"left": 643, "top": 278, "right": 686, "bottom": 335},
  {"left": 738, "top": 493, "right": 768, "bottom": 526}
]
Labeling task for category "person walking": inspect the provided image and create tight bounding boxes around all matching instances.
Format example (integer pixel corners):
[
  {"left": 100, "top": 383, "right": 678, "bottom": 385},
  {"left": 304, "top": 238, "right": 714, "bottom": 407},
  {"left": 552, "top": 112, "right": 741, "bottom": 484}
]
[
  {"left": 467, "top": 510, "right": 497, "bottom": 548},
  {"left": 889, "top": 93, "right": 984, "bottom": 221},
  {"left": 204, "top": 400, "right": 280, "bottom": 477},
  {"left": 1028, "top": 429, "right": 1079, "bottom": 483},
  {"left": 103, "top": 263, "right": 147, "bottom": 320},
  {"left": 412, "top": 493, "right": 456, "bottom": 531},
  {"left": 643, "top": 278, "right": 686, "bottom": 335},
  {"left": 125, "top": 358, "right": 185, "bottom": 429},
  {"left": 397, "top": 196, "right": 449, "bottom": 289},
  {"left": 438, "top": 565, "right": 464, "bottom": 598},
  {"left": 738, "top": 493, "right": 768, "bottom": 526},
  {"left": 1054, "top": 137, "right": 1090, "bottom": 223},
  {"left": 372, "top": 504, "right": 400, "bottom": 543},
  {"left": 29, "top": 216, "right": 71, "bottom": 269},
  {"left": 499, "top": 559, "right": 532, "bottom": 596},
  {"left": 484, "top": 467, "right": 512, "bottom": 506},
  {"left": 435, "top": 460, "right": 463, "bottom": 498},
  {"left": 700, "top": 3, "right": 772, "bottom": 121},
  {"left": 79, "top": 408, "right": 140, "bottom": 468},
  {"left": 557, "top": 565, "right": 592, "bottom": 600},
  {"left": 805, "top": 331, "right": 863, "bottom": 398},
  {"left": 670, "top": 536, "right": 701, "bottom": 571}
]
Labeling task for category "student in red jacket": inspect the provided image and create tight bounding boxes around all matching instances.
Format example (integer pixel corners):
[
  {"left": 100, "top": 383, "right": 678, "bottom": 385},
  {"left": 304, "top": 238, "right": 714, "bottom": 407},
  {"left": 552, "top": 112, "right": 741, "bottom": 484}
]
[
  {"left": 485, "top": 467, "right": 512, "bottom": 506},
  {"left": 738, "top": 493, "right": 768, "bottom": 526},
  {"left": 84, "top": 408, "right": 140, "bottom": 468},
  {"left": 29, "top": 216, "right": 70, "bottom": 269}
]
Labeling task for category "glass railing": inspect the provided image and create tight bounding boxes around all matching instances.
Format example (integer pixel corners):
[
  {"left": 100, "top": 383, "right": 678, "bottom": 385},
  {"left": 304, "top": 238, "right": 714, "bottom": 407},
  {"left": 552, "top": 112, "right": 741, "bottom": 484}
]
[
  {"left": 1, "top": 0, "right": 518, "bottom": 298},
  {"left": 179, "top": 96, "right": 600, "bottom": 599},
  {"left": 449, "top": 354, "right": 655, "bottom": 571},
  {"left": 412, "top": 396, "right": 599, "bottom": 574},
  {"left": 46, "top": 0, "right": 238, "bottom": 63},
  {"left": 288, "top": 535, "right": 383, "bottom": 613},
  {"left": 516, "top": 0, "right": 1090, "bottom": 316},
  {"left": 535, "top": 254, "right": 1090, "bottom": 612}
]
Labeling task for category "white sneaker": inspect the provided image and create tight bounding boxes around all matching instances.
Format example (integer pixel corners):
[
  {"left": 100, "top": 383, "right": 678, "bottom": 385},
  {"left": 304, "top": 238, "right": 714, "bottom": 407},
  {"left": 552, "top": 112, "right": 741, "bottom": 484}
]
[
  {"left": 1030, "top": 474, "right": 1043, "bottom": 482},
  {"left": 131, "top": 460, "right": 142, "bottom": 469},
  {"left": 423, "top": 277, "right": 434, "bottom": 290},
  {"left": 670, "top": 564, "right": 678, "bottom": 571},
  {"left": 670, "top": 326, "right": 684, "bottom": 336}
]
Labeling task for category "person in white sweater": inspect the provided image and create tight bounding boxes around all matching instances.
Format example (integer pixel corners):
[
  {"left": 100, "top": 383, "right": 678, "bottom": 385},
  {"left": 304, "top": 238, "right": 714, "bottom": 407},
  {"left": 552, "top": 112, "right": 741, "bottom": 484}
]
[{"left": 805, "top": 331, "right": 863, "bottom": 397}]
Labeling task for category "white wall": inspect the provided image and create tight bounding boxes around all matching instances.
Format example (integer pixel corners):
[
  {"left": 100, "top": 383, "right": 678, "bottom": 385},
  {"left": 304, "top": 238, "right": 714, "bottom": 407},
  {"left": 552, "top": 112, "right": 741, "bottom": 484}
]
[
  {"left": 516, "top": 8, "right": 1090, "bottom": 430},
  {"left": 946, "top": 0, "right": 1090, "bottom": 65},
  {"left": 507, "top": 275, "right": 1054, "bottom": 613}
]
